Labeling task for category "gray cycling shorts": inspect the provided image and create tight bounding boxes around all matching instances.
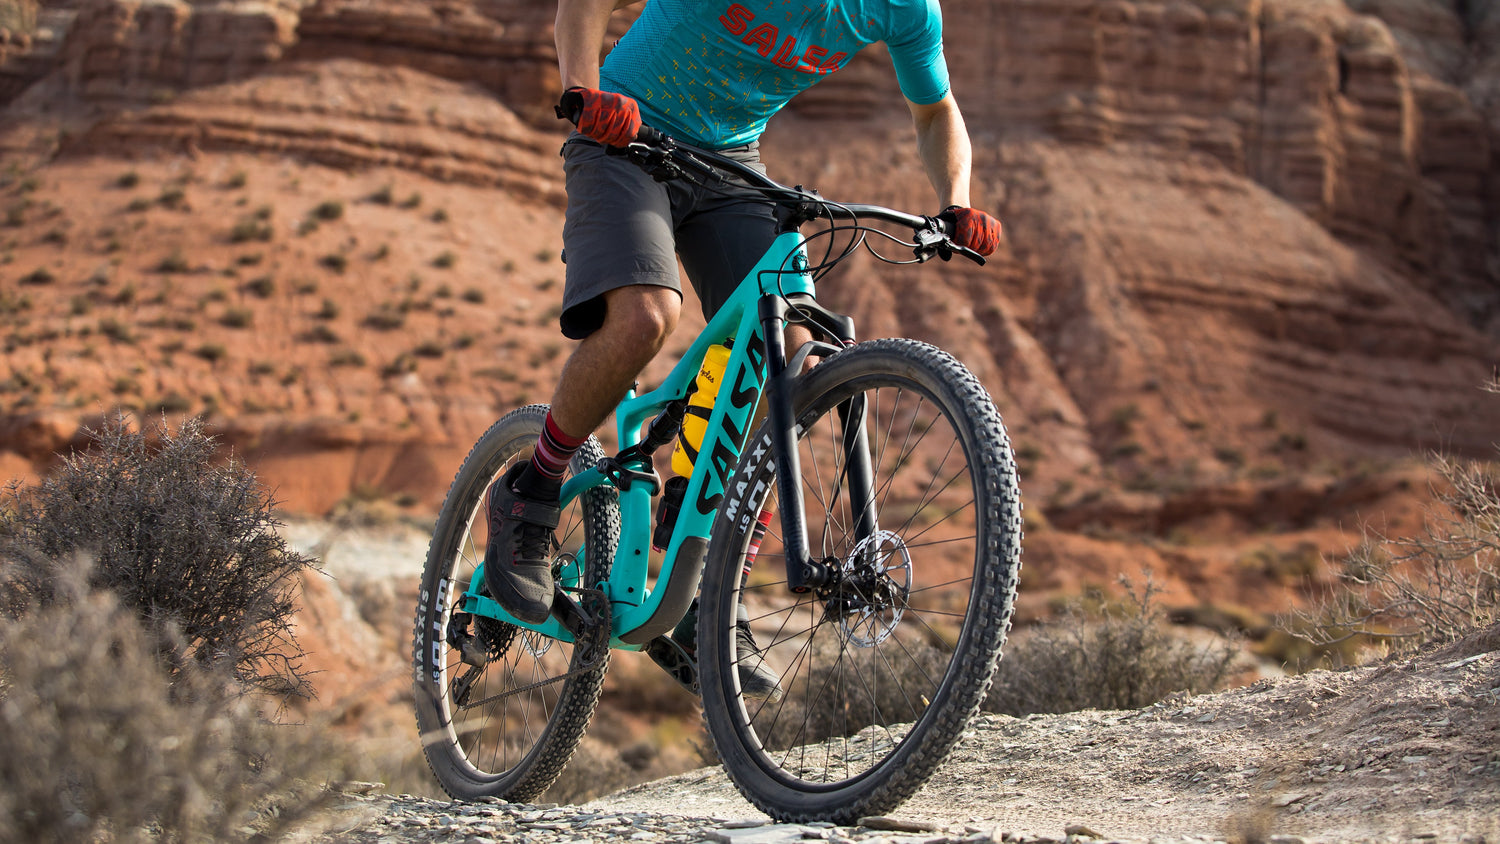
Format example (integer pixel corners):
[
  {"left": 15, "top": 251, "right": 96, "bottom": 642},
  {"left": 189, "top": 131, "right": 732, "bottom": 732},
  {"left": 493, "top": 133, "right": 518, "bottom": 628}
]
[{"left": 558, "top": 136, "right": 778, "bottom": 340}]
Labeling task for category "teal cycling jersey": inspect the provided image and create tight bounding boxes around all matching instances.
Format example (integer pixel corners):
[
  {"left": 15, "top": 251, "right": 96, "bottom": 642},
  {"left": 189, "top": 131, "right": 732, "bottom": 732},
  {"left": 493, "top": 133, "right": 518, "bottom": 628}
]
[{"left": 600, "top": 0, "right": 949, "bottom": 149}]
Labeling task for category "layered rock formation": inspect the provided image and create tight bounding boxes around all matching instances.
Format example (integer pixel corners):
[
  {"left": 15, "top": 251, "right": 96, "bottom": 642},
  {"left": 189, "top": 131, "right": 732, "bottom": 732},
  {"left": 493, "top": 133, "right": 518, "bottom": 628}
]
[
  {"left": 290, "top": 0, "right": 564, "bottom": 126},
  {"left": 1, "top": 0, "right": 1496, "bottom": 523},
  {"left": 78, "top": 0, "right": 298, "bottom": 92},
  {"left": 68, "top": 59, "right": 566, "bottom": 201},
  {"left": 8, "top": 0, "right": 1493, "bottom": 325},
  {"left": 0, "top": 1, "right": 66, "bottom": 103},
  {"left": 933, "top": 0, "right": 1494, "bottom": 334},
  {"left": 0, "top": 0, "right": 40, "bottom": 43}
]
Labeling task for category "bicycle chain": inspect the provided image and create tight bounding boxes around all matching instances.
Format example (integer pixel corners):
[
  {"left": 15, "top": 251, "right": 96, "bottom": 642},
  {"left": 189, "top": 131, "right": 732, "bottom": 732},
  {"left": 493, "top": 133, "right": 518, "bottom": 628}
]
[
  {"left": 458, "top": 591, "right": 611, "bottom": 711},
  {"left": 459, "top": 654, "right": 603, "bottom": 710}
]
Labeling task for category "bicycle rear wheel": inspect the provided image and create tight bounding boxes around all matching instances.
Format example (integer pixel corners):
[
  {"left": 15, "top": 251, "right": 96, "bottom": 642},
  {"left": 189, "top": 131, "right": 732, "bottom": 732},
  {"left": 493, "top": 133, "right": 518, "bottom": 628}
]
[
  {"left": 414, "top": 405, "right": 619, "bottom": 801},
  {"left": 698, "top": 338, "right": 1021, "bottom": 823}
]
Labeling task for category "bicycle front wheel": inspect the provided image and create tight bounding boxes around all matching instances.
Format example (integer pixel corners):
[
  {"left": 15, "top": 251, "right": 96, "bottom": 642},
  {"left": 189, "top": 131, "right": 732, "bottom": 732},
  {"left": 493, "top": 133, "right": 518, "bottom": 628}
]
[
  {"left": 414, "top": 405, "right": 619, "bottom": 802},
  {"left": 698, "top": 338, "right": 1021, "bottom": 823}
]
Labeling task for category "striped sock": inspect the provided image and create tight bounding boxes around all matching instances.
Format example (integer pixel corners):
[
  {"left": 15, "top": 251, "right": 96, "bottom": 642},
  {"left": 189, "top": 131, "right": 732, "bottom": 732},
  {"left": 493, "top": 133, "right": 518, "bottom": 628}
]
[
  {"left": 529, "top": 411, "right": 588, "bottom": 482},
  {"left": 741, "top": 508, "right": 774, "bottom": 585}
]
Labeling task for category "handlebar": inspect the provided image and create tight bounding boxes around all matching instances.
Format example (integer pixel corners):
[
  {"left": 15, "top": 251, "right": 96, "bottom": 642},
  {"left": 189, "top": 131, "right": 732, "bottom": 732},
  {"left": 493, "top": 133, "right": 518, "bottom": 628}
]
[
  {"left": 613, "top": 127, "right": 986, "bottom": 266},
  {"left": 554, "top": 89, "right": 986, "bottom": 267}
]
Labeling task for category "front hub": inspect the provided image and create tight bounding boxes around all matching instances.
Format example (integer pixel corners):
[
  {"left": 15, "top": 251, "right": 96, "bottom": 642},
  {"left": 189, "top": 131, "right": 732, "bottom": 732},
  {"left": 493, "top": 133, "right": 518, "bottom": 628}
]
[{"left": 830, "top": 529, "right": 913, "bottom": 647}]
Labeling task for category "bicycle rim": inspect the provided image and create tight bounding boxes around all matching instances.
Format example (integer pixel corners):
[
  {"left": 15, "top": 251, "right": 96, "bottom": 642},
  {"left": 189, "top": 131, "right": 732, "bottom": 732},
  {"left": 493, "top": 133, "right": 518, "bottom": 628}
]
[
  {"left": 700, "top": 339, "right": 1021, "bottom": 822},
  {"left": 414, "top": 405, "right": 618, "bottom": 802}
]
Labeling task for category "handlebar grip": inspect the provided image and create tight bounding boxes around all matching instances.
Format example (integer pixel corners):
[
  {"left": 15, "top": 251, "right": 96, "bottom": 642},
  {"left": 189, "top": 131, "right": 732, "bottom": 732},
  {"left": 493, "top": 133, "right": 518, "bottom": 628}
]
[
  {"left": 634, "top": 124, "right": 666, "bottom": 146},
  {"left": 929, "top": 210, "right": 987, "bottom": 265},
  {"left": 916, "top": 215, "right": 986, "bottom": 266},
  {"left": 555, "top": 88, "right": 584, "bottom": 125},
  {"left": 932, "top": 209, "right": 955, "bottom": 238}
]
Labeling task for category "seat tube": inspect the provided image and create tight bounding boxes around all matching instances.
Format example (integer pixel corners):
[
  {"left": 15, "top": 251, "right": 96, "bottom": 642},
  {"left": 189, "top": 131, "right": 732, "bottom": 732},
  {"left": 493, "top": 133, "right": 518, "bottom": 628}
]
[{"left": 760, "top": 295, "right": 822, "bottom": 593}]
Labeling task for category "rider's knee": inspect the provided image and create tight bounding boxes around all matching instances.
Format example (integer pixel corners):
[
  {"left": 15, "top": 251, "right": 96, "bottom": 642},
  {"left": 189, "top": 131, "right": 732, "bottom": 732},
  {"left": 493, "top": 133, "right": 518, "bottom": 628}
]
[{"left": 602, "top": 285, "right": 680, "bottom": 350}]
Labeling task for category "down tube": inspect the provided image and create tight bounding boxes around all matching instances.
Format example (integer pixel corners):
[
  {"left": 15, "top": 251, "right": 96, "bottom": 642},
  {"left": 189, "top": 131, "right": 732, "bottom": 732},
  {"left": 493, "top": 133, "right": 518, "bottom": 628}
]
[{"left": 612, "top": 234, "right": 815, "bottom": 644}]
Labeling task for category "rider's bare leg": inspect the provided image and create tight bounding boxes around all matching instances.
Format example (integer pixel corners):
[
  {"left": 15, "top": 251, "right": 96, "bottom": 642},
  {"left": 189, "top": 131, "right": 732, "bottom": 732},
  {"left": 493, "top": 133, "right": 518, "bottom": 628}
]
[
  {"left": 485, "top": 284, "right": 680, "bottom": 622},
  {"left": 784, "top": 323, "right": 814, "bottom": 369},
  {"left": 548, "top": 284, "right": 682, "bottom": 440}
]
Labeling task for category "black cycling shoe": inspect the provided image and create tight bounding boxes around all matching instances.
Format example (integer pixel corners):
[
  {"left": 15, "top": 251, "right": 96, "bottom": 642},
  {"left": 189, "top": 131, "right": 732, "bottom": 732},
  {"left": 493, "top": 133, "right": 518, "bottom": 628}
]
[
  {"left": 663, "top": 600, "right": 783, "bottom": 701},
  {"left": 482, "top": 463, "right": 561, "bottom": 625},
  {"left": 734, "top": 607, "right": 784, "bottom": 703}
]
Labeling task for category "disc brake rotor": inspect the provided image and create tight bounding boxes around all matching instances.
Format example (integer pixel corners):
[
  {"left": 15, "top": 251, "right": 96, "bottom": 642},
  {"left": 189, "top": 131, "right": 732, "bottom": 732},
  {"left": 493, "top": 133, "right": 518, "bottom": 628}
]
[{"left": 838, "top": 529, "right": 912, "bottom": 647}]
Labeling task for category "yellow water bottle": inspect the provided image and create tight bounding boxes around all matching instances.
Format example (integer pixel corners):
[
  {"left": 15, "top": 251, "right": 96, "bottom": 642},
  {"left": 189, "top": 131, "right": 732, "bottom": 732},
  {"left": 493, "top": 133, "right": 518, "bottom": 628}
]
[
  {"left": 671, "top": 343, "right": 732, "bottom": 477},
  {"left": 653, "top": 343, "right": 732, "bottom": 552}
]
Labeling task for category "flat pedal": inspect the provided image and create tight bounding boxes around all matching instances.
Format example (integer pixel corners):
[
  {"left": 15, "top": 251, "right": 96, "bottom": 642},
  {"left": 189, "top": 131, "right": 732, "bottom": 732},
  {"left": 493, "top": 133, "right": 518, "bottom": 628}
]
[
  {"left": 645, "top": 635, "right": 699, "bottom": 696},
  {"left": 553, "top": 584, "right": 607, "bottom": 637}
]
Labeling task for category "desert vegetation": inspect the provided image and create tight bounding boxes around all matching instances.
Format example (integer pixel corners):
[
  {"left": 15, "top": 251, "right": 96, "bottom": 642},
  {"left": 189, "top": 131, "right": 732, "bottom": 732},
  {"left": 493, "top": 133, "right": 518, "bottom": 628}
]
[
  {"left": 985, "top": 577, "right": 1242, "bottom": 716},
  {"left": 754, "top": 573, "right": 1243, "bottom": 764},
  {"left": 0, "top": 417, "right": 345, "bottom": 841},
  {"left": 1, "top": 416, "right": 315, "bottom": 695},
  {"left": 1284, "top": 378, "right": 1500, "bottom": 663}
]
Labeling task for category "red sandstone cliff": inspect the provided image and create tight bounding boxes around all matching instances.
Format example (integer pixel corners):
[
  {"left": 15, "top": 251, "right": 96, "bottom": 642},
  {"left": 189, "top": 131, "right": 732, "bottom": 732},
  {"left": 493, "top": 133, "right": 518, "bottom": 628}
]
[{"left": 0, "top": 0, "right": 1496, "bottom": 611}]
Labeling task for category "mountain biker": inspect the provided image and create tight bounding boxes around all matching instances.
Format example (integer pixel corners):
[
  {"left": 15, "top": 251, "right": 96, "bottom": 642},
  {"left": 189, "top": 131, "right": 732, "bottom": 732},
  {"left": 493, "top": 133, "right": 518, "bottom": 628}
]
[{"left": 483, "top": 0, "right": 1002, "bottom": 651}]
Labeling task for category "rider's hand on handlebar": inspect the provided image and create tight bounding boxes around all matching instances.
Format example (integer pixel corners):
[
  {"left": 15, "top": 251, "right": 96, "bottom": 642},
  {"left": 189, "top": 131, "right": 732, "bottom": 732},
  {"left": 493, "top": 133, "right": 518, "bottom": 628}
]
[
  {"left": 938, "top": 206, "right": 1002, "bottom": 256},
  {"left": 558, "top": 86, "right": 642, "bottom": 147}
]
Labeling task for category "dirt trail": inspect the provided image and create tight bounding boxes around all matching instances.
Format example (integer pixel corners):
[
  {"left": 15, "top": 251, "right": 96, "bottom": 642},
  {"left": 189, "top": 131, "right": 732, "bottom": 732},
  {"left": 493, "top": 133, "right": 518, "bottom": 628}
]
[
  {"left": 283, "top": 518, "right": 1499, "bottom": 842},
  {"left": 306, "top": 626, "right": 1497, "bottom": 843},
  {"left": 585, "top": 628, "right": 1500, "bottom": 842}
]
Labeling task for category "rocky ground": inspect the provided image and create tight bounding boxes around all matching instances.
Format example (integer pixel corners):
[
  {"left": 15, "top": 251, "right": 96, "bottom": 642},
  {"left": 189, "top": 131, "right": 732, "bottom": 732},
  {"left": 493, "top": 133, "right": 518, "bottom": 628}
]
[{"left": 289, "top": 626, "right": 1498, "bottom": 844}]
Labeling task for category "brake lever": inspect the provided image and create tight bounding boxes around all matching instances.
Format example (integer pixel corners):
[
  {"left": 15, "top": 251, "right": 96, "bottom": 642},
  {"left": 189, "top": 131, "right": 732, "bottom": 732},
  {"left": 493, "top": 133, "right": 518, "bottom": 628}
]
[
  {"left": 913, "top": 226, "right": 945, "bottom": 263},
  {"left": 598, "top": 128, "right": 699, "bottom": 183},
  {"left": 914, "top": 218, "right": 987, "bottom": 266},
  {"left": 950, "top": 243, "right": 987, "bottom": 266},
  {"left": 603, "top": 140, "right": 685, "bottom": 182}
]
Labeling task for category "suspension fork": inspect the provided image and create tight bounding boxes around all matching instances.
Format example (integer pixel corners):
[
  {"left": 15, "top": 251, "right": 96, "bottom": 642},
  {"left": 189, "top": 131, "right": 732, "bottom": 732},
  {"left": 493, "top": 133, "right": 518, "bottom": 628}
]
[
  {"left": 760, "top": 296, "right": 879, "bottom": 593},
  {"left": 838, "top": 395, "right": 880, "bottom": 546}
]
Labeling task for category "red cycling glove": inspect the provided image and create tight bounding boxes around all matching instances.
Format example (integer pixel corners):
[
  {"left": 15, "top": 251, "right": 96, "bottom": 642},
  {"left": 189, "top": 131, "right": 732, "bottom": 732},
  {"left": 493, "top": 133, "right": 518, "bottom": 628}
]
[
  {"left": 558, "top": 86, "right": 642, "bottom": 147},
  {"left": 939, "top": 205, "right": 1002, "bottom": 256}
]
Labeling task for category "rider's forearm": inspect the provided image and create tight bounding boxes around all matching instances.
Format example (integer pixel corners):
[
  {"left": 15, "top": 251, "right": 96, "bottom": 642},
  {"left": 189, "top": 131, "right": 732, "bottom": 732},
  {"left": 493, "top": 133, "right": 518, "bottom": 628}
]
[
  {"left": 908, "top": 94, "right": 973, "bottom": 209},
  {"left": 555, "top": 0, "right": 634, "bottom": 89}
]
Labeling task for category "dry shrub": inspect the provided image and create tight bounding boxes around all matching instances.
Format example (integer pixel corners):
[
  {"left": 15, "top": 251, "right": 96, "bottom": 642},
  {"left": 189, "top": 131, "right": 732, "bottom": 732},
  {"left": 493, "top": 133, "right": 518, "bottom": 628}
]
[
  {"left": 0, "top": 415, "right": 315, "bottom": 700},
  {"left": 984, "top": 576, "right": 1240, "bottom": 715},
  {"left": 1288, "top": 451, "right": 1498, "bottom": 662},
  {"left": 721, "top": 579, "right": 1236, "bottom": 751},
  {"left": 0, "top": 560, "right": 345, "bottom": 843},
  {"left": 0, "top": 417, "right": 349, "bottom": 841}
]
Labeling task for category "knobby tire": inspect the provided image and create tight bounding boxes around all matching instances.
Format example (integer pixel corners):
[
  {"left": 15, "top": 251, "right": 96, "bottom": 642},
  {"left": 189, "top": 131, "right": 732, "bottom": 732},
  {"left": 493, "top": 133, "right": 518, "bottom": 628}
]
[
  {"left": 413, "top": 405, "right": 620, "bottom": 802},
  {"left": 698, "top": 339, "right": 1022, "bottom": 823}
]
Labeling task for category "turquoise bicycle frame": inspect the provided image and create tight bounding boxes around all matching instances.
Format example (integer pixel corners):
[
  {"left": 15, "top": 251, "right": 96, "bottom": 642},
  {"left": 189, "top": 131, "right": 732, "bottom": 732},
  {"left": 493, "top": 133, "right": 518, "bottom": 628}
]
[{"left": 462, "top": 231, "right": 816, "bottom": 648}]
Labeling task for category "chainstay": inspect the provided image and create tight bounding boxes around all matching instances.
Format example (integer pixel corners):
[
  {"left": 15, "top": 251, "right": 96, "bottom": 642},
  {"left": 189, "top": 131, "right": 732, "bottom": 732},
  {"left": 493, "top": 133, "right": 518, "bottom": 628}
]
[{"left": 458, "top": 589, "right": 612, "bottom": 711}]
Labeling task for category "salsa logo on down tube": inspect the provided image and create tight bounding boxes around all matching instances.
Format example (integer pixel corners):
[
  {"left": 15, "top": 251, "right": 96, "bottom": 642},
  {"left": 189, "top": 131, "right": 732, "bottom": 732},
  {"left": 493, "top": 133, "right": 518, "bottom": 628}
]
[{"left": 693, "top": 333, "right": 766, "bottom": 519}]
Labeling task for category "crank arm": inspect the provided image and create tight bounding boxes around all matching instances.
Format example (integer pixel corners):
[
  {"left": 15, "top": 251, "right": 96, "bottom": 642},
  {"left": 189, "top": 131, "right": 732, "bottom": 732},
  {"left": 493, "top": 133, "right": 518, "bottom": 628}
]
[{"left": 551, "top": 584, "right": 607, "bottom": 642}]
